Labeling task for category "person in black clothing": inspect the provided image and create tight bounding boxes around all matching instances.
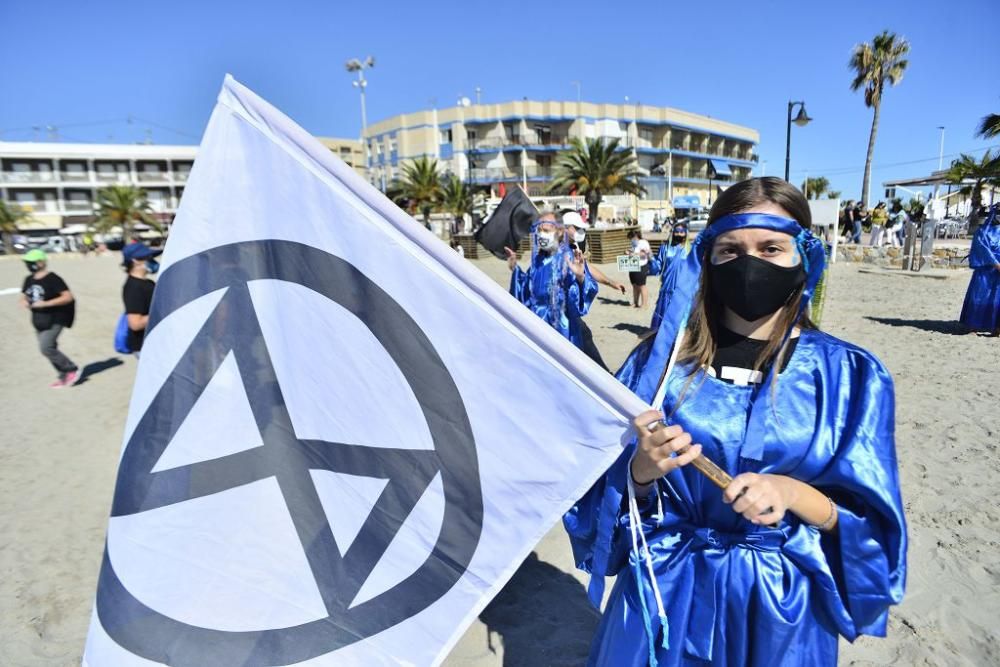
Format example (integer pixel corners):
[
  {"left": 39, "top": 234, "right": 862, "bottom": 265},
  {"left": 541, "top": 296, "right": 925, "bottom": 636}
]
[
  {"left": 19, "top": 249, "right": 80, "bottom": 387},
  {"left": 121, "top": 242, "right": 162, "bottom": 353}
]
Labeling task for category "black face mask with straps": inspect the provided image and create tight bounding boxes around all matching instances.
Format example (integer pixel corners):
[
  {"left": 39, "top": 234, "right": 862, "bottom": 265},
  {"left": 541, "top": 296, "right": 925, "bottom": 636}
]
[{"left": 709, "top": 254, "right": 806, "bottom": 322}]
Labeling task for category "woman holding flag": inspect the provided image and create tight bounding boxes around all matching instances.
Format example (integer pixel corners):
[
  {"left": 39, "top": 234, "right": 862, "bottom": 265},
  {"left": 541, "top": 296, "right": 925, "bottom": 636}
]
[{"left": 565, "top": 177, "right": 906, "bottom": 666}]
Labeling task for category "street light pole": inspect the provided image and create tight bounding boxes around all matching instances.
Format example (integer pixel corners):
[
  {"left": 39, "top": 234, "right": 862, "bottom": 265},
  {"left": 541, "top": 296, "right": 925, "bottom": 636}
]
[
  {"left": 346, "top": 56, "right": 375, "bottom": 186},
  {"left": 932, "top": 126, "right": 945, "bottom": 214},
  {"left": 784, "top": 100, "right": 812, "bottom": 182}
]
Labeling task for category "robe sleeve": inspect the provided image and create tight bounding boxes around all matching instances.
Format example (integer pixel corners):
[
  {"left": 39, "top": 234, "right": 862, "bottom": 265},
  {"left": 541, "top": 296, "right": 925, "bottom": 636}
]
[
  {"left": 509, "top": 265, "right": 531, "bottom": 305},
  {"left": 790, "top": 347, "right": 907, "bottom": 640},
  {"left": 564, "top": 264, "right": 598, "bottom": 319},
  {"left": 648, "top": 244, "right": 668, "bottom": 277}
]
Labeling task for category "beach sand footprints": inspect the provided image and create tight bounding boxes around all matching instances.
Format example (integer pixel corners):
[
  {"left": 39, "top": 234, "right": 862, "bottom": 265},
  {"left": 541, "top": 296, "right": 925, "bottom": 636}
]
[{"left": 95, "top": 241, "right": 483, "bottom": 666}]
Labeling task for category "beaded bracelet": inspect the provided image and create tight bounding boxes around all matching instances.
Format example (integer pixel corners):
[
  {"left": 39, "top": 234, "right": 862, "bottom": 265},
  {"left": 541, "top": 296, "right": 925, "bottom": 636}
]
[{"left": 813, "top": 496, "right": 838, "bottom": 531}]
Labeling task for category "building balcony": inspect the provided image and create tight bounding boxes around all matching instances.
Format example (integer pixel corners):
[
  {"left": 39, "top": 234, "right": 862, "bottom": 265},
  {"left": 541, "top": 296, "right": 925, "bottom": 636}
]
[
  {"left": 63, "top": 201, "right": 94, "bottom": 212},
  {"left": 95, "top": 172, "right": 131, "bottom": 183},
  {"left": 60, "top": 172, "right": 90, "bottom": 182},
  {"left": 174, "top": 171, "right": 190, "bottom": 182},
  {"left": 1, "top": 171, "right": 57, "bottom": 184},
  {"left": 469, "top": 166, "right": 554, "bottom": 181},
  {"left": 136, "top": 172, "right": 170, "bottom": 182},
  {"left": 12, "top": 200, "right": 59, "bottom": 212}
]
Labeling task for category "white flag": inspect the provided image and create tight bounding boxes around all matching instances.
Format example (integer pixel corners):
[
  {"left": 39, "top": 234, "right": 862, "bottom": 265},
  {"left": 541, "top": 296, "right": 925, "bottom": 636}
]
[{"left": 83, "top": 75, "right": 647, "bottom": 666}]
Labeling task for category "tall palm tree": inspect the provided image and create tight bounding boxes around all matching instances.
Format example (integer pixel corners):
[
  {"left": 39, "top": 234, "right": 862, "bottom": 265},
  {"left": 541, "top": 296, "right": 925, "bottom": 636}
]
[
  {"left": 976, "top": 113, "right": 1000, "bottom": 139},
  {"left": 548, "top": 137, "right": 645, "bottom": 224},
  {"left": 398, "top": 157, "right": 443, "bottom": 229},
  {"left": 94, "top": 185, "right": 160, "bottom": 243},
  {"left": 440, "top": 174, "right": 474, "bottom": 233},
  {"left": 801, "top": 176, "right": 830, "bottom": 200},
  {"left": 827, "top": 190, "right": 842, "bottom": 200},
  {"left": 0, "top": 200, "right": 32, "bottom": 253},
  {"left": 849, "top": 30, "right": 910, "bottom": 207},
  {"left": 945, "top": 150, "right": 1000, "bottom": 234}
]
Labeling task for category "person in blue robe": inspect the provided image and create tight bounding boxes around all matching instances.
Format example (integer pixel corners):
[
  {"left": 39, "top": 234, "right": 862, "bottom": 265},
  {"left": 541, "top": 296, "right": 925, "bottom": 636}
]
[
  {"left": 506, "top": 214, "right": 599, "bottom": 351},
  {"left": 648, "top": 223, "right": 691, "bottom": 331},
  {"left": 564, "top": 177, "right": 907, "bottom": 667},
  {"left": 959, "top": 205, "right": 1000, "bottom": 335}
]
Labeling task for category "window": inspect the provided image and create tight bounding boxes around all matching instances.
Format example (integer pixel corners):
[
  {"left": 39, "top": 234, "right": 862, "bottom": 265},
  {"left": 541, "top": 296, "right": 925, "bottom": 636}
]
[
  {"left": 503, "top": 123, "right": 515, "bottom": 140},
  {"left": 339, "top": 147, "right": 351, "bottom": 156},
  {"left": 389, "top": 139, "right": 398, "bottom": 153},
  {"left": 639, "top": 127, "right": 654, "bottom": 143},
  {"left": 466, "top": 129, "right": 477, "bottom": 141},
  {"left": 440, "top": 128, "right": 452, "bottom": 144}
]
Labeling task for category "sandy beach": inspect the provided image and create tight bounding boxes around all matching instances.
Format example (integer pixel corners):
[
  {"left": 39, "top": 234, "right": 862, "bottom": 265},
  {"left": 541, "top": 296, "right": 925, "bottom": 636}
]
[{"left": 1, "top": 251, "right": 997, "bottom": 666}]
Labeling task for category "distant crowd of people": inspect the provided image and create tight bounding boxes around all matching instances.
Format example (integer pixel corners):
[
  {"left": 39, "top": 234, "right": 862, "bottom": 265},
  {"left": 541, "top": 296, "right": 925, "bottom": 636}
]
[{"left": 838, "top": 199, "right": 915, "bottom": 247}]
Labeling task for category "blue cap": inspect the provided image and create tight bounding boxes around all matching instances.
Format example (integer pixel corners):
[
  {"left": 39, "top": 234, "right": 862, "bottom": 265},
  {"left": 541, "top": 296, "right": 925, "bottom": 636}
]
[{"left": 122, "top": 242, "right": 163, "bottom": 263}]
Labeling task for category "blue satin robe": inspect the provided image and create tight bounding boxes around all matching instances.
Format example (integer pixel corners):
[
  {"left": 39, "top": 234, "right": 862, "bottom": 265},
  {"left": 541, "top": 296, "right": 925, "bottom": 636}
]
[
  {"left": 959, "top": 221, "right": 1000, "bottom": 331},
  {"left": 510, "top": 248, "right": 599, "bottom": 349},
  {"left": 564, "top": 329, "right": 907, "bottom": 666},
  {"left": 649, "top": 244, "right": 688, "bottom": 331}
]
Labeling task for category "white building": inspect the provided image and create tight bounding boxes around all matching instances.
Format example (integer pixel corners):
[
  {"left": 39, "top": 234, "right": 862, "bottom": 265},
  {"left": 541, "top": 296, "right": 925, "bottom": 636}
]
[
  {"left": 0, "top": 141, "right": 197, "bottom": 234},
  {"left": 0, "top": 137, "right": 364, "bottom": 236}
]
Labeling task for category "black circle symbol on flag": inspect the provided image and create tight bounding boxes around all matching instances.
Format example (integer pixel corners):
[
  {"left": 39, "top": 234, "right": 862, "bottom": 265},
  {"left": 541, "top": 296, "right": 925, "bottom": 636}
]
[{"left": 96, "top": 240, "right": 483, "bottom": 665}]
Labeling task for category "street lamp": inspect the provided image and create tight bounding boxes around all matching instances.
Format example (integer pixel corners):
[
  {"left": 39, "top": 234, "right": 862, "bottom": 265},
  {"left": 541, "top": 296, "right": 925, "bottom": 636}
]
[
  {"left": 346, "top": 56, "right": 375, "bottom": 186},
  {"left": 784, "top": 100, "right": 812, "bottom": 182}
]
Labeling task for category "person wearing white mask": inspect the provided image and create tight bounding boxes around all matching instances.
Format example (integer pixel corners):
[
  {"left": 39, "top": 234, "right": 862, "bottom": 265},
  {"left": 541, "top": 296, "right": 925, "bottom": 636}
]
[{"left": 505, "top": 213, "right": 601, "bottom": 360}]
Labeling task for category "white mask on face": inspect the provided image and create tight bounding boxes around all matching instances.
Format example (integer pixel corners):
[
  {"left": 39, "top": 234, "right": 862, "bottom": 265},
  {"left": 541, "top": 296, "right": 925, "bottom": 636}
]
[
  {"left": 536, "top": 231, "right": 557, "bottom": 250},
  {"left": 573, "top": 230, "right": 586, "bottom": 243}
]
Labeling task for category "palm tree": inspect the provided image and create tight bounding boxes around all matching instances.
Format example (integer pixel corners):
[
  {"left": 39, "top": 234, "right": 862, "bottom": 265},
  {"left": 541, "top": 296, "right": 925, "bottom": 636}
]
[
  {"left": 93, "top": 185, "right": 160, "bottom": 243},
  {"left": 440, "top": 174, "right": 474, "bottom": 234},
  {"left": 977, "top": 113, "right": 1000, "bottom": 139},
  {"left": 801, "top": 176, "right": 830, "bottom": 200},
  {"left": 849, "top": 30, "right": 910, "bottom": 207},
  {"left": 827, "top": 190, "right": 842, "bottom": 200},
  {"left": 0, "top": 200, "right": 32, "bottom": 253},
  {"left": 547, "top": 137, "right": 645, "bottom": 224},
  {"left": 945, "top": 150, "right": 1000, "bottom": 234},
  {"left": 398, "top": 157, "right": 443, "bottom": 229}
]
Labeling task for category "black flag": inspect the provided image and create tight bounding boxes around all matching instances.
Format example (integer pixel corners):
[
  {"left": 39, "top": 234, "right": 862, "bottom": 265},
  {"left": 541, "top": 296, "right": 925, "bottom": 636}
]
[{"left": 474, "top": 187, "right": 538, "bottom": 259}]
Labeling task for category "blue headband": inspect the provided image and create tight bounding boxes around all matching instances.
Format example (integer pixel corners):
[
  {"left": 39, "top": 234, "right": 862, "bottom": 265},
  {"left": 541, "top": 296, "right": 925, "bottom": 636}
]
[{"left": 632, "top": 211, "right": 827, "bottom": 461}]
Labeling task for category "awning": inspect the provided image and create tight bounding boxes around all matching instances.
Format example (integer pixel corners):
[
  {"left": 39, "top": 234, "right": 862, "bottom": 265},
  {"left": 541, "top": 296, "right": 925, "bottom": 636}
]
[
  {"left": 672, "top": 195, "right": 701, "bottom": 208},
  {"left": 709, "top": 159, "right": 732, "bottom": 177}
]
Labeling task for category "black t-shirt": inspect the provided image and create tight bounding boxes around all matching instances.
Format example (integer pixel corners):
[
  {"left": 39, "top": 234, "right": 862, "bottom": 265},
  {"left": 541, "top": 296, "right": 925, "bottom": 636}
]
[
  {"left": 22, "top": 272, "right": 75, "bottom": 331},
  {"left": 123, "top": 275, "right": 156, "bottom": 351},
  {"left": 709, "top": 326, "right": 799, "bottom": 386}
]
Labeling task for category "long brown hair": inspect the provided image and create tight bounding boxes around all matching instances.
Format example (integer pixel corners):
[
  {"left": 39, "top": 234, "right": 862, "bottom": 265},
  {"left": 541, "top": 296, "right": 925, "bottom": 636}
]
[{"left": 677, "top": 177, "right": 817, "bottom": 386}]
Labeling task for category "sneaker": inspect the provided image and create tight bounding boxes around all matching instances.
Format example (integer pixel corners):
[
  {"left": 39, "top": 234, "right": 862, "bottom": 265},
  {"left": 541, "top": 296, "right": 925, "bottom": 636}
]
[
  {"left": 62, "top": 370, "right": 81, "bottom": 387},
  {"left": 50, "top": 377, "right": 66, "bottom": 388}
]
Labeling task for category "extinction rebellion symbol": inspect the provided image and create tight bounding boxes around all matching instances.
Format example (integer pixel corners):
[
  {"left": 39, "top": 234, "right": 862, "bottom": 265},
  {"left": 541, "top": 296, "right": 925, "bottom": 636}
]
[{"left": 96, "top": 240, "right": 484, "bottom": 666}]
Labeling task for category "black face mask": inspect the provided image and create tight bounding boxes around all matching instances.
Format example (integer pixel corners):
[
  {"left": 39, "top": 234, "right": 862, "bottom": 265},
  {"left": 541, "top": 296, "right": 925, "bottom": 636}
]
[
  {"left": 671, "top": 235, "right": 687, "bottom": 246},
  {"left": 709, "top": 254, "right": 806, "bottom": 322},
  {"left": 26, "top": 262, "right": 41, "bottom": 273}
]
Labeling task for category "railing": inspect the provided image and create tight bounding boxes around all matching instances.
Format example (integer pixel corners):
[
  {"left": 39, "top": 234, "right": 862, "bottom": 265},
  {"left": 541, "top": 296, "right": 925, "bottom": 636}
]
[
  {"left": 60, "top": 172, "right": 89, "bottom": 182},
  {"left": 469, "top": 166, "right": 554, "bottom": 180},
  {"left": 63, "top": 201, "right": 94, "bottom": 212},
  {"left": 136, "top": 172, "right": 168, "bottom": 182},
  {"left": 95, "top": 172, "right": 131, "bottom": 183},
  {"left": 174, "top": 171, "right": 190, "bottom": 182},
  {"left": 1, "top": 171, "right": 57, "bottom": 183},
  {"left": 13, "top": 201, "right": 59, "bottom": 212}
]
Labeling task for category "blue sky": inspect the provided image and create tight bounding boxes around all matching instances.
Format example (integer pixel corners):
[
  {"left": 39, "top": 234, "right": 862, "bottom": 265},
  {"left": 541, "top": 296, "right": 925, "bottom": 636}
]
[{"left": 1, "top": 0, "right": 997, "bottom": 201}]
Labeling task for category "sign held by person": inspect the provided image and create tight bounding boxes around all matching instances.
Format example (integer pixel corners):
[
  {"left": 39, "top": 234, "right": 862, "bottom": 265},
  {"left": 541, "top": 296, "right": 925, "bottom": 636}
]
[{"left": 618, "top": 254, "right": 642, "bottom": 272}]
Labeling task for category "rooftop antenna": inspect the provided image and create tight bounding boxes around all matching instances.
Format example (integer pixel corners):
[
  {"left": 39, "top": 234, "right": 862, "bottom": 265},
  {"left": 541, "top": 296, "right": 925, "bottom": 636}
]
[
  {"left": 475, "top": 87, "right": 482, "bottom": 105},
  {"left": 46, "top": 125, "right": 58, "bottom": 141}
]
